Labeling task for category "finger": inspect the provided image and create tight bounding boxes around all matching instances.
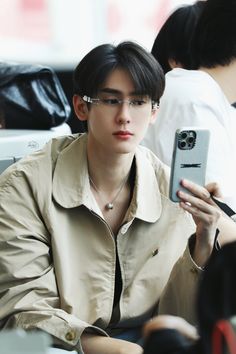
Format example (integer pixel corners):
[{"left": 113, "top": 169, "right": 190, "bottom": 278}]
[
  {"left": 179, "top": 183, "right": 215, "bottom": 209},
  {"left": 178, "top": 189, "right": 222, "bottom": 215},
  {"left": 180, "top": 180, "right": 224, "bottom": 213},
  {"left": 179, "top": 200, "right": 217, "bottom": 221},
  {"left": 180, "top": 179, "right": 212, "bottom": 201},
  {"left": 205, "top": 182, "right": 222, "bottom": 198},
  {"left": 178, "top": 191, "right": 222, "bottom": 227},
  {"left": 178, "top": 190, "right": 209, "bottom": 208}
]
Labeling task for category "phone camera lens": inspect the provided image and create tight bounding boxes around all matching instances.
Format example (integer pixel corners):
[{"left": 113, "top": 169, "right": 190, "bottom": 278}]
[
  {"left": 180, "top": 141, "right": 186, "bottom": 148},
  {"left": 187, "top": 136, "right": 194, "bottom": 144},
  {"left": 180, "top": 132, "right": 187, "bottom": 139}
]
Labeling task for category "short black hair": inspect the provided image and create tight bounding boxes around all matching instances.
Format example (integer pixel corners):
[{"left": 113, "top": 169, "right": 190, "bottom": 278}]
[
  {"left": 73, "top": 41, "right": 165, "bottom": 103},
  {"left": 192, "top": 0, "right": 236, "bottom": 68},
  {"left": 151, "top": 1, "right": 205, "bottom": 73}
]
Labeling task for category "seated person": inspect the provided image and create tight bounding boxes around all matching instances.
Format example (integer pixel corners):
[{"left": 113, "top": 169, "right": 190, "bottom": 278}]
[{"left": 0, "top": 41, "right": 231, "bottom": 354}]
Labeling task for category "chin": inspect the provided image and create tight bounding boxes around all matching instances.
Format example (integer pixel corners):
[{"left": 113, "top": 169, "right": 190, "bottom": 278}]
[{"left": 114, "top": 145, "right": 136, "bottom": 155}]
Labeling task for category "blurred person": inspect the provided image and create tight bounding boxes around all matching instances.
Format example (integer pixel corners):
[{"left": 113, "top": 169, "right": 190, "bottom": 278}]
[
  {"left": 143, "top": 240, "right": 236, "bottom": 354},
  {"left": 0, "top": 40, "right": 228, "bottom": 354},
  {"left": 143, "top": 0, "right": 236, "bottom": 211},
  {"left": 151, "top": 1, "right": 205, "bottom": 74}
]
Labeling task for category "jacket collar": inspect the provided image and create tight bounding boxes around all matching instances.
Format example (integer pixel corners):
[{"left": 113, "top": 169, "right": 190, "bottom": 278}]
[
  {"left": 130, "top": 147, "right": 162, "bottom": 222},
  {"left": 52, "top": 134, "right": 162, "bottom": 222},
  {"left": 52, "top": 134, "right": 91, "bottom": 209}
]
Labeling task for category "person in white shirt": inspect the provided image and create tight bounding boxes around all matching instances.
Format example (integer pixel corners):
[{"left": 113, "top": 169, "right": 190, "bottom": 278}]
[{"left": 143, "top": 0, "right": 236, "bottom": 211}]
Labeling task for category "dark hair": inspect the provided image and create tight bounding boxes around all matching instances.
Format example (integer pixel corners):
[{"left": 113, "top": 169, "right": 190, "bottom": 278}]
[
  {"left": 73, "top": 41, "right": 165, "bottom": 103},
  {"left": 151, "top": 1, "right": 205, "bottom": 74},
  {"left": 192, "top": 0, "right": 236, "bottom": 68},
  {"left": 197, "top": 241, "right": 236, "bottom": 354}
]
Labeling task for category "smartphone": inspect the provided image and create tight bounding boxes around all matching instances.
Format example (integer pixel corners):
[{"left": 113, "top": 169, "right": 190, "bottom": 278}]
[{"left": 169, "top": 128, "right": 210, "bottom": 202}]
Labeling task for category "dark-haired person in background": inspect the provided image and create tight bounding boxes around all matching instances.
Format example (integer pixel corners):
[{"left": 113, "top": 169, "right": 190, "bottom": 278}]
[
  {"left": 0, "top": 40, "right": 230, "bottom": 354},
  {"left": 143, "top": 0, "right": 236, "bottom": 212},
  {"left": 143, "top": 240, "right": 236, "bottom": 354},
  {"left": 151, "top": 1, "right": 205, "bottom": 74}
]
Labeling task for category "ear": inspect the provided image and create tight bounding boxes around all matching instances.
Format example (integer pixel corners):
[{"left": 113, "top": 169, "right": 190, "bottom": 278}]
[
  {"left": 149, "top": 107, "right": 158, "bottom": 125},
  {"left": 168, "top": 58, "right": 183, "bottom": 70},
  {"left": 73, "top": 95, "right": 89, "bottom": 121}
]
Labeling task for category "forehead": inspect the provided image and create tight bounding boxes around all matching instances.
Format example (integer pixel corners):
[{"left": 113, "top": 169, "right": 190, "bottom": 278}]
[{"left": 99, "top": 68, "right": 135, "bottom": 95}]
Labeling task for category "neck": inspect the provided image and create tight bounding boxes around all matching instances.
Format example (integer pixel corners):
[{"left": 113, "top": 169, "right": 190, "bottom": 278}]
[
  {"left": 200, "top": 61, "right": 236, "bottom": 104},
  {"left": 87, "top": 147, "right": 134, "bottom": 193}
]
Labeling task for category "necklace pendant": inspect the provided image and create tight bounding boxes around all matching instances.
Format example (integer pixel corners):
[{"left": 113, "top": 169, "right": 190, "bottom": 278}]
[{"left": 106, "top": 202, "right": 114, "bottom": 210}]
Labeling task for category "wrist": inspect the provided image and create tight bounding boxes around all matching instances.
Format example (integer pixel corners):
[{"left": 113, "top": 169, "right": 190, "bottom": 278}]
[{"left": 189, "top": 230, "right": 220, "bottom": 267}]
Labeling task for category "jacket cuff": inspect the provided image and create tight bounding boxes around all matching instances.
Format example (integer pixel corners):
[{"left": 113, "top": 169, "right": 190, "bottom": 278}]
[{"left": 188, "top": 229, "right": 220, "bottom": 269}]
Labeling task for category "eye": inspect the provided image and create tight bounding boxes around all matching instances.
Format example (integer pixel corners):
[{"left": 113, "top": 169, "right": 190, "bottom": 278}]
[
  {"left": 130, "top": 99, "right": 147, "bottom": 106},
  {"left": 101, "top": 98, "right": 120, "bottom": 106}
]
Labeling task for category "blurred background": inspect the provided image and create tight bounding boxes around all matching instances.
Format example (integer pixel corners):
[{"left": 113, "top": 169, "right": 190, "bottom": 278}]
[{"left": 0, "top": 0, "right": 195, "bottom": 131}]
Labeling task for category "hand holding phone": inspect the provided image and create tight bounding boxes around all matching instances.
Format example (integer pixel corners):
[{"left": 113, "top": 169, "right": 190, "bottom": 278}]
[{"left": 169, "top": 128, "right": 210, "bottom": 202}]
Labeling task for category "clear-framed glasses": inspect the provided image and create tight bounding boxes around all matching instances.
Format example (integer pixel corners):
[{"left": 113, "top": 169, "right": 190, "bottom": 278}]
[{"left": 82, "top": 95, "right": 159, "bottom": 112}]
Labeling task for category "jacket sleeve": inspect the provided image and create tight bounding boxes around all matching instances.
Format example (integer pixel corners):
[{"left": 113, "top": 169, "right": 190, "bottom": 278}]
[
  {"left": 158, "top": 244, "right": 203, "bottom": 326},
  {"left": 0, "top": 168, "right": 107, "bottom": 353}
]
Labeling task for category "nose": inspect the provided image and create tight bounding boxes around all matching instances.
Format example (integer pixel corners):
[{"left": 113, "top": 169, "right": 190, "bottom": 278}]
[{"left": 116, "top": 101, "right": 131, "bottom": 125}]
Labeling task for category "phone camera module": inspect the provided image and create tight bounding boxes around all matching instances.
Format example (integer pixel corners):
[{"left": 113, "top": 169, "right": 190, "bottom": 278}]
[{"left": 178, "top": 130, "right": 196, "bottom": 150}]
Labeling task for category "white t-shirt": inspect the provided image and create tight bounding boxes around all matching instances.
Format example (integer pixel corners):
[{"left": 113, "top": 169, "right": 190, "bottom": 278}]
[{"left": 142, "top": 68, "right": 236, "bottom": 210}]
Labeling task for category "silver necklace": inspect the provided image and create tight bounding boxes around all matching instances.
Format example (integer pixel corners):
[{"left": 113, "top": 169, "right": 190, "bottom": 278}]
[{"left": 89, "top": 174, "right": 129, "bottom": 211}]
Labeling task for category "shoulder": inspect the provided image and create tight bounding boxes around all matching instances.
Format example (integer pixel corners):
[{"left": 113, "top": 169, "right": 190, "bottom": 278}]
[
  {"left": 158, "top": 69, "right": 229, "bottom": 129},
  {"left": 163, "top": 69, "right": 224, "bottom": 105},
  {"left": 0, "top": 133, "right": 82, "bottom": 192}
]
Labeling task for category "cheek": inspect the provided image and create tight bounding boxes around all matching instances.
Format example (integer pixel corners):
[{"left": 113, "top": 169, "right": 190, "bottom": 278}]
[
  {"left": 135, "top": 115, "right": 153, "bottom": 139},
  {"left": 136, "top": 115, "right": 153, "bottom": 130},
  {"left": 88, "top": 115, "right": 111, "bottom": 137}
]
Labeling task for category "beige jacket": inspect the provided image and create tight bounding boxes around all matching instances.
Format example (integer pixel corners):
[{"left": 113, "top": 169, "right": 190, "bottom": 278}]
[{"left": 0, "top": 134, "right": 199, "bottom": 351}]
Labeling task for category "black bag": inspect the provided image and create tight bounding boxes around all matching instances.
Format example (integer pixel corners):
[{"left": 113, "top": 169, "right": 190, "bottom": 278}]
[{"left": 0, "top": 62, "right": 71, "bottom": 129}]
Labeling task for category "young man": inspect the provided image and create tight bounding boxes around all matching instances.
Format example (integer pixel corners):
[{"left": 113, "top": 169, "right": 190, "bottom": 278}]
[
  {"left": 0, "top": 41, "right": 223, "bottom": 354},
  {"left": 142, "top": 0, "right": 236, "bottom": 212}
]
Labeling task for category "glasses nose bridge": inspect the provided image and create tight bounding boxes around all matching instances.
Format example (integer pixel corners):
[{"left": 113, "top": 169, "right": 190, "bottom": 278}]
[
  {"left": 118, "top": 99, "right": 133, "bottom": 109},
  {"left": 115, "top": 99, "right": 132, "bottom": 124}
]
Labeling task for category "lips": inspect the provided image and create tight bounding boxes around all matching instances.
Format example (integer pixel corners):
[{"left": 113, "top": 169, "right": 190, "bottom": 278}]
[{"left": 113, "top": 131, "right": 133, "bottom": 136}]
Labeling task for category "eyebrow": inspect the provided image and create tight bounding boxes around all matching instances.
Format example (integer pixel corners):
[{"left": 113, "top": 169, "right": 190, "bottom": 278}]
[{"left": 99, "top": 88, "right": 144, "bottom": 96}]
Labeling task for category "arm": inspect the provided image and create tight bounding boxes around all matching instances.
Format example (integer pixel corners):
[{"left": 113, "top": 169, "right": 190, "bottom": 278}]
[
  {"left": 158, "top": 180, "right": 224, "bottom": 323},
  {"left": 178, "top": 180, "right": 236, "bottom": 266},
  {"left": 81, "top": 334, "right": 142, "bottom": 354},
  {"left": 177, "top": 180, "right": 221, "bottom": 267}
]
